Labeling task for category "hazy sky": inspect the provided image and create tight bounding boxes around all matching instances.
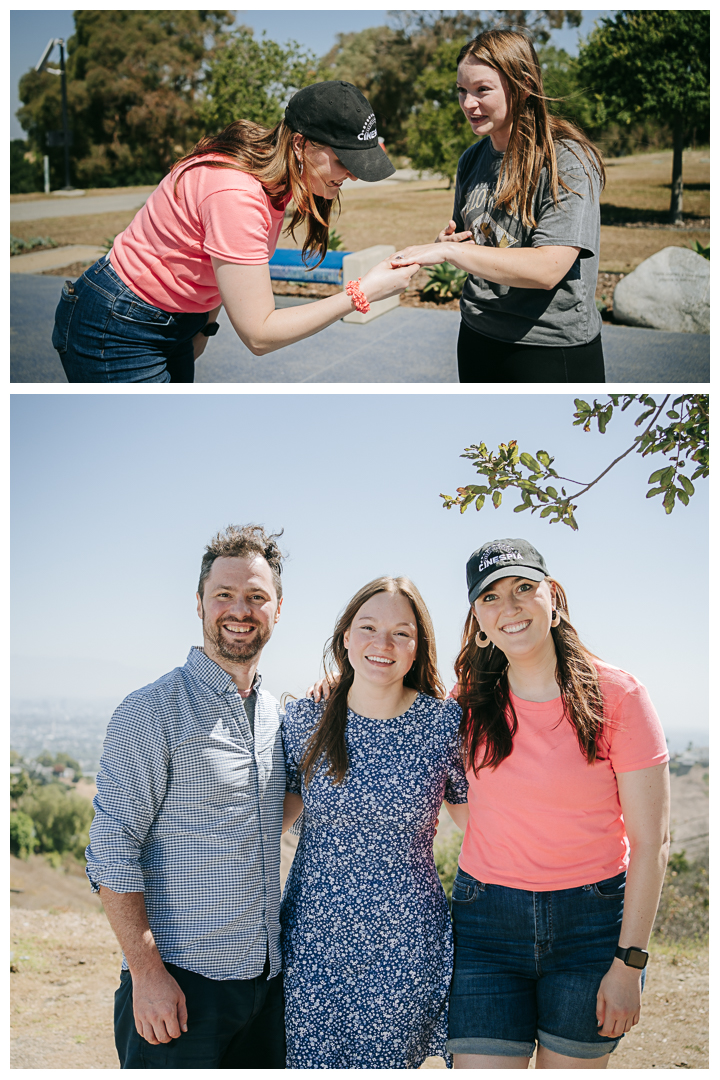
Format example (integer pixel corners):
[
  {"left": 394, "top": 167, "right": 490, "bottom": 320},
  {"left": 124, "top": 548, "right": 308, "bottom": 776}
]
[
  {"left": 11, "top": 8, "right": 612, "bottom": 140},
  {"left": 11, "top": 392, "right": 708, "bottom": 750}
]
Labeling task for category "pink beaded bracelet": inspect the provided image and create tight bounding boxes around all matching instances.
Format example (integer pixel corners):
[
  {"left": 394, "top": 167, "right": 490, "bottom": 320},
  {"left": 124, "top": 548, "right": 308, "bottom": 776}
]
[{"left": 345, "top": 279, "right": 370, "bottom": 314}]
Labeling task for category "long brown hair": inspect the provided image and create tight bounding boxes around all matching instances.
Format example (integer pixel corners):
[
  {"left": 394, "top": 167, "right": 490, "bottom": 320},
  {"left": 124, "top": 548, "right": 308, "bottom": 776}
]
[
  {"left": 300, "top": 577, "right": 445, "bottom": 786},
  {"left": 171, "top": 119, "right": 335, "bottom": 266},
  {"left": 457, "top": 29, "right": 606, "bottom": 228},
  {"left": 455, "top": 580, "right": 605, "bottom": 775}
]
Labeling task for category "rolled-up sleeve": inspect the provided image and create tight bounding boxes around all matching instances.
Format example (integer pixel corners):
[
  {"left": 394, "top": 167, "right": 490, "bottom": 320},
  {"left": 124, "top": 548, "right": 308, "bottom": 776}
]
[{"left": 86, "top": 694, "right": 169, "bottom": 893}]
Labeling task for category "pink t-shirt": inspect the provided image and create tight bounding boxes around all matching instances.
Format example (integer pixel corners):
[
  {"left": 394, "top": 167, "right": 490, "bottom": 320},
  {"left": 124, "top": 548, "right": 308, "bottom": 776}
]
[
  {"left": 458, "top": 660, "right": 669, "bottom": 891},
  {"left": 110, "top": 156, "right": 292, "bottom": 313}
]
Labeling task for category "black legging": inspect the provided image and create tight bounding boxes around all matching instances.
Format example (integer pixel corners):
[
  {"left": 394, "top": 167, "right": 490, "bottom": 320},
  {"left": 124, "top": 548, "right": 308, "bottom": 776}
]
[{"left": 457, "top": 320, "right": 605, "bottom": 383}]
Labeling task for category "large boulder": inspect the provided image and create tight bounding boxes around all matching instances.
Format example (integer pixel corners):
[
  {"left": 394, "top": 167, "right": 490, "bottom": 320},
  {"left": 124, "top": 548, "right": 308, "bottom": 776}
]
[{"left": 612, "top": 246, "right": 709, "bottom": 334}]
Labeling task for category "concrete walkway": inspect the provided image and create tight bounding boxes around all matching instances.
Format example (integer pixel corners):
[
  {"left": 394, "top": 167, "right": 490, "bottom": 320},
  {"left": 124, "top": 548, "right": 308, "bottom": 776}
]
[
  {"left": 11, "top": 192, "right": 150, "bottom": 223},
  {"left": 9, "top": 171, "right": 435, "bottom": 224},
  {"left": 11, "top": 245, "right": 106, "bottom": 273},
  {"left": 11, "top": 273, "right": 710, "bottom": 384}
]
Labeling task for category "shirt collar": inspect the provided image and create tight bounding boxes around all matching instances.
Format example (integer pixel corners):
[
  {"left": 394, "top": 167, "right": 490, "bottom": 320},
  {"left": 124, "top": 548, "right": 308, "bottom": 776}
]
[{"left": 186, "top": 646, "right": 262, "bottom": 696}]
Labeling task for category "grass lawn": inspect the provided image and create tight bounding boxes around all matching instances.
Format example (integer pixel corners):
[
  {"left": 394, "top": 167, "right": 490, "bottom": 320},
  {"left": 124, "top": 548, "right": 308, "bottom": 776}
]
[{"left": 11, "top": 149, "right": 709, "bottom": 279}]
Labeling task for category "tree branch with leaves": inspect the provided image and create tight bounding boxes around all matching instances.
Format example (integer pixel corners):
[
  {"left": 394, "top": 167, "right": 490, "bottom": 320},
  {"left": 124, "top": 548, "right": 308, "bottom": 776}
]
[{"left": 440, "top": 395, "right": 708, "bottom": 530}]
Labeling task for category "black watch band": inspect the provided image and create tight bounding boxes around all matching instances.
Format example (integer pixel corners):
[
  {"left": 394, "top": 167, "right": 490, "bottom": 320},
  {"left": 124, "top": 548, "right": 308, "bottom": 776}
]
[
  {"left": 201, "top": 321, "right": 220, "bottom": 337},
  {"left": 615, "top": 945, "right": 649, "bottom": 969}
]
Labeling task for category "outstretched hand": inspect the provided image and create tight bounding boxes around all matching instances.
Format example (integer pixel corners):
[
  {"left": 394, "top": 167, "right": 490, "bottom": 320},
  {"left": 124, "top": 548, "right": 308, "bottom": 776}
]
[{"left": 436, "top": 219, "right": 473, "bottom": 245}]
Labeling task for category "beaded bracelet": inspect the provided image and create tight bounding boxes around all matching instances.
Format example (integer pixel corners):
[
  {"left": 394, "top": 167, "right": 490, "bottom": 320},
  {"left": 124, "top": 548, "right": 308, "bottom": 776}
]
[{"left": 345, "top": 279, "right": 371, "bottom": 314}]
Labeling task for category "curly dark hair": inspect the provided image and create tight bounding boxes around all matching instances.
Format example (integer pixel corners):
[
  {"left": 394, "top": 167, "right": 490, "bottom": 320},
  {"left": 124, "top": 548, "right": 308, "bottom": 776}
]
[{"left": 197, "top": 524, "right": 285, "bottom": 600}]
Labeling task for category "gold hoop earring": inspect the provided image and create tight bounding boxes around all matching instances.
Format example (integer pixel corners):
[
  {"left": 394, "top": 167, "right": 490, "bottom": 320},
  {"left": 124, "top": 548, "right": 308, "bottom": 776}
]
[{"left": 475, "top": 630, "right": 491, "bottom": 649}]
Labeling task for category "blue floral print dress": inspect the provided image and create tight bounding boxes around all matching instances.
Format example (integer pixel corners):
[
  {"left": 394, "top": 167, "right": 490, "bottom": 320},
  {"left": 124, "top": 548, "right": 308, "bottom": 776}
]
[{"left": 280, "top": 693, "right": 468, "bottom": 1069}]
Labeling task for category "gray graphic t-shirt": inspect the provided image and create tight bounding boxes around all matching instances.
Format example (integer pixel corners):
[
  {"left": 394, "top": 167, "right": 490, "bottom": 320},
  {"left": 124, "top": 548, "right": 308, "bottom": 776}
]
[{"left": 453, "top": 138, "right": 602, "bottom": 346}]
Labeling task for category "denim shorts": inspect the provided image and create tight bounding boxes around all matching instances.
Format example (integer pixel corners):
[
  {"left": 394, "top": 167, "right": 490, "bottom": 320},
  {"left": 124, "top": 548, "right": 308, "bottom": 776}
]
[
  {"left": 447, "top": 866, "right": 640, "bottom": 1061},
  {"left": 52, "top": 253, "right": 211, "bottom": 382}
]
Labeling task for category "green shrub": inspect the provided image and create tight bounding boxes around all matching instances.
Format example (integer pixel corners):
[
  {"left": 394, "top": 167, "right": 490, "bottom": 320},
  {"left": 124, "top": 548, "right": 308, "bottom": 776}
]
[
  {"left": 10, "top": 811, "right": 37, "bottom": 859},
  {"left": 11, "top": 235, "right": 58, "bottom": 257},
  {"left": 327, "top": 229, "right": 344, "bottom": 251},
  {"left": 17, "top": 783, "right": 94, "bottom": 861},
  {"left": 434, "top": 830, "right": 464, "bottom": 901},
  {"left": 689, "top": 240, "right": 709, "bottom": 260},
  {"left": 653, "top": 851, "right": 709, "bottom": 944},
  {"left": 422, "top": 261, "right": 468, "bottom": 301}
]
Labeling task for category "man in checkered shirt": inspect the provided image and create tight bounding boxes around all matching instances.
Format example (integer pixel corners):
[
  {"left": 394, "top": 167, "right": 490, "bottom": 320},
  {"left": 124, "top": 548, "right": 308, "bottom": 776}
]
[{"left": 86, "top": 524, "right": 290, "bottom": 1068}]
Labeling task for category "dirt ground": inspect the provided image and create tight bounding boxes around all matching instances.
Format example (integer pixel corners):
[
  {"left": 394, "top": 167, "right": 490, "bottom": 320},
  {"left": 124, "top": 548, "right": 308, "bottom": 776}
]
[
  {"left": 12, "top": 149, "right": 709, "bottom": 280},
  {"left": 10, "top": 763, "right": 708, "bottom": 1070}
]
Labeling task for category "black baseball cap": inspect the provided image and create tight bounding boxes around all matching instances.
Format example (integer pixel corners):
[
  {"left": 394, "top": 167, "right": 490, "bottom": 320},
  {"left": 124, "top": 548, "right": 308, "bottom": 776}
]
[
  {"left": 285, "top": 81, "right": 396, "bottom": 183},
  {"left": 466, "top": 539, "right": 549, "bottom": 605}
]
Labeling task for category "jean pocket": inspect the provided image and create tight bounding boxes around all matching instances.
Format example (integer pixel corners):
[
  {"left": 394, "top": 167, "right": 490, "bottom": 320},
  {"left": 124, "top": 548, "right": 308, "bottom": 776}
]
[
  {"left": 451, "top": 872, "right": 481, "bottom": 904},
  {"left": 111, "top": 293, "right": 174, "bottom": 326},
  {"left": 52, "top": 285, "right": 79, "bottom": 355},
  {"left": 591, "top": 871, "right": 626, "bottom": 899}
]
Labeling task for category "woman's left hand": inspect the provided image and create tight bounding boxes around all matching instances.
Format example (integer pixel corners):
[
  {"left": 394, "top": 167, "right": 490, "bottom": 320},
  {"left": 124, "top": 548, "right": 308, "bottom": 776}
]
[
  {"left": 390, "top": 243, "right": 456, "bottom": 269},
  {"left": 595, "top": 960, "right": 643, "bottom": 1037}
]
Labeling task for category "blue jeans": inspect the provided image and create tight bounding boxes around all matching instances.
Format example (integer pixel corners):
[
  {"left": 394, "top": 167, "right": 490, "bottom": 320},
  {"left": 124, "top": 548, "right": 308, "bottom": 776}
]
[
  {"left": 114, "top": 962, "right": 286, "bottom": 1068},
  {"left": 52, "top": 254, "right": 211, "bottom": 382},
  {"left": 447, "top": 867, "right": 639, "bottom": 1060}
]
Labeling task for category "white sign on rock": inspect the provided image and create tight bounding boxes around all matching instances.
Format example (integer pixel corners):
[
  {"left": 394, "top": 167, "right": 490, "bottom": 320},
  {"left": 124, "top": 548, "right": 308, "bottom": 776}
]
[{"left": 612, "top": 246, "right": 709, "bottom": 334}]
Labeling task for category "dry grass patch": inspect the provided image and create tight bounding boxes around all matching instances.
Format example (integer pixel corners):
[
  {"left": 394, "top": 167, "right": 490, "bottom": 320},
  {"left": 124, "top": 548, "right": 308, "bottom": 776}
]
[
  {"left": 601, "top": 149, "right": 709, "bottom": 222},
  {"left": 11, "top": 211, "right": 137, "bottom": 248}
]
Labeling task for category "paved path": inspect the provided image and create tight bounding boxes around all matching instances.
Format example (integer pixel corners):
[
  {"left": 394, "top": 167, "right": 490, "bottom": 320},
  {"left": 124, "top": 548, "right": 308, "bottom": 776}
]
[
  {"left": 9, "top": 171, "right": 434, "bottom": 223},
  {"left": 11, "top": 273, "right": 710, "bottom": 384},
  {"left": 11, "top": 245, "right": 106, "bottom": 273},
  {"left": 11, "top": 193, "right": 149, "bottom": 222}
]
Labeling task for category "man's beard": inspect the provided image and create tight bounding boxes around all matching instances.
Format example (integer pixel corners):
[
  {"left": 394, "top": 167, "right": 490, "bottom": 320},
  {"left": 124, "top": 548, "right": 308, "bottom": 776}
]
[{"left": 204, "top": 616, "right": 272, "bottom": 663}]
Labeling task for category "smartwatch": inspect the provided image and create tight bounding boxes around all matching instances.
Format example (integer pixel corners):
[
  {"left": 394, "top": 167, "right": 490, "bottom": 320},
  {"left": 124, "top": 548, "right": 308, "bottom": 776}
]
[
  {"left": 201, "top": 322, "right": 220, "bottom": 337},
  {"left": 615, "top": 946, "right": 649, "bottom": 969}
]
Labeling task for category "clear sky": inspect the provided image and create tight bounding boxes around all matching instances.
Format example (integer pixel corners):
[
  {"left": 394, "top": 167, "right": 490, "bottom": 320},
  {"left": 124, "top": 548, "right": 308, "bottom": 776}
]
[
  {"left": 11, "top": 392, "right": 708, "bottom": 751},
  {"left": 11, "top": 8, "right": 612, "bottom": 140}
]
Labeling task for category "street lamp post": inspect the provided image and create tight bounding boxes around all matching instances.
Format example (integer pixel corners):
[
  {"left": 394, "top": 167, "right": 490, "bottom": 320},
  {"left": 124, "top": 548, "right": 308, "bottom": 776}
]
[{"left": 35, "top": 37, "right": 73, "bottom": 191}]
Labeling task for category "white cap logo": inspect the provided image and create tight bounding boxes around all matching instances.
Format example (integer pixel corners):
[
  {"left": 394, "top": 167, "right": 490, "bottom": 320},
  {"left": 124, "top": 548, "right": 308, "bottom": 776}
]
[{"left": 357, "top": 113, "right": 377, "bottom": 141}]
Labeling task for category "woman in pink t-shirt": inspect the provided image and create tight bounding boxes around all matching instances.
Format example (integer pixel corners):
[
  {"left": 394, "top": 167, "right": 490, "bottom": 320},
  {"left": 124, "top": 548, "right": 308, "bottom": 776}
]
[
  {"left": 446, "top": 538, "right": 670, "bottom": 1069},
  {"left": 52, "top": 81, "right": 418, "bottom": 382}
]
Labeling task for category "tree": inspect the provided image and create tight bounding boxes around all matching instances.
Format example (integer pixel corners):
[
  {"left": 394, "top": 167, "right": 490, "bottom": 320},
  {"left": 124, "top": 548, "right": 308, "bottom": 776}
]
[
  {"left": 441, "top": 394, "right": 708, "bottom": 530},
  {"left": 17, "top": 10, "right": 233, "bottom": 188},
  {"left": 320, "top": 25, "right": 416, "bottom": 150},
  {"left": 200, "top": 26, "right": 324, "bottom": 134},
  {"left": 10, "top": 811, "right": 36, "bottom": 860},
  {"left": 10, "top": 139, "right": 44, "bottom": 194},
  {"left": 577, "top": 11, "right": 710, "bottom": 223}
]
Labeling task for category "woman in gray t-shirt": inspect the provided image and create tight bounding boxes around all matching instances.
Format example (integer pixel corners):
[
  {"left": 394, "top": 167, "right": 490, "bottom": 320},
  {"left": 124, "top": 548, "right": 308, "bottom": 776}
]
[{"left": 391, "top": 29, "right": 607, "bottom": 383}]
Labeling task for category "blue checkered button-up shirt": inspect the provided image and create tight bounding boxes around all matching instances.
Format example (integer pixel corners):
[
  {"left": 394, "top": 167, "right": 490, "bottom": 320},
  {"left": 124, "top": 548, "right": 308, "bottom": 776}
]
[{"left": 86, "top": 647, "right": 285, "bottom": 981}]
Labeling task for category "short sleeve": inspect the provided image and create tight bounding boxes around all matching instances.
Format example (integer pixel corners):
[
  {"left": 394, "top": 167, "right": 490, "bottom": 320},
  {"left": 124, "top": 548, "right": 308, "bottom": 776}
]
[
  {"left": 602, "top": 680, "right": 669, "bottom": 774},
  {"left": 531, "top": 143, "right": 601, "bottom": 258},
  {"left": 281, "top": 698, "right": 322, "bottom": 794},
  {"left": 199, "top": 178, "right": 277, "bottom": 265},
  {"left": 441, "top": 700, "right": 469, "bottom": 804}
]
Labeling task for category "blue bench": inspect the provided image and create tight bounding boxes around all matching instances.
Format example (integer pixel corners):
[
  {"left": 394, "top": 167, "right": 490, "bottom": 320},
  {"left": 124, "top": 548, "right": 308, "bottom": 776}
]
[{"left": 268, "top": 248, "right": 350, "bottom": 285}]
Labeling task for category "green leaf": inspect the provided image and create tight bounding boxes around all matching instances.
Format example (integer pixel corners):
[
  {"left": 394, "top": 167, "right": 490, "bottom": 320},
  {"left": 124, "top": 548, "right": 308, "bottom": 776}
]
[
  {"left": 667, "top": 410, "right": 680, "bottom": 419},
  {"left": 474, "top": 494, "right": 485, "bottom": 510},
  {"left": 537, "top": 450, "right": 551, "bottom": 466},
  {"left": 514, "top": 502, "right": 530, "bottom": 513},
  {"left": 492, "top": 490, "right": 502, "bottom": 509},
  {"left": 663, "top": 487, "right": 676, "bottom": 514},
  {"left": 540, "top": 506, "right": 554, "bottom": 517},
  {"left": 520, "top": 452, "right": 543, "bottom": 472},
  {"left": 646, "top": 487, "right": 664, "bottom": 498},
  {"left": 678, "top": 474, "right": 695, "bottom": 496},
  {"left": 677, "top": 489, "right": 689, "bottom": 506},
  {"left": 574, "top": 399, "right": 590, "bottom": 412},
  {"left": 648, "top": 468, "right": 667, "bottom": 483},
  {"left": 546, "top": 486, "right": 558, "bottom": 499}
]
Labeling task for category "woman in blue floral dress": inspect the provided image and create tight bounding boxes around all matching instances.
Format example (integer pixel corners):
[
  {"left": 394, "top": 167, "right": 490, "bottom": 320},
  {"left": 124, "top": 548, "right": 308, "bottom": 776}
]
[{"left": 281, "top": 576, "right": 468, "bottom": 1068}]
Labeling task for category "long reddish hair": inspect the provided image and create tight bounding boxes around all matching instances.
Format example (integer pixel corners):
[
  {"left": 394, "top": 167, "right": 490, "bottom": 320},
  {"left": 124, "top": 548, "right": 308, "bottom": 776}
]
[
  {"left": 457, "top": 29, "right": 606, "bottom": 228},
  {"left": 171, "top": 119, "right": 334, "bottom": 266}
]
